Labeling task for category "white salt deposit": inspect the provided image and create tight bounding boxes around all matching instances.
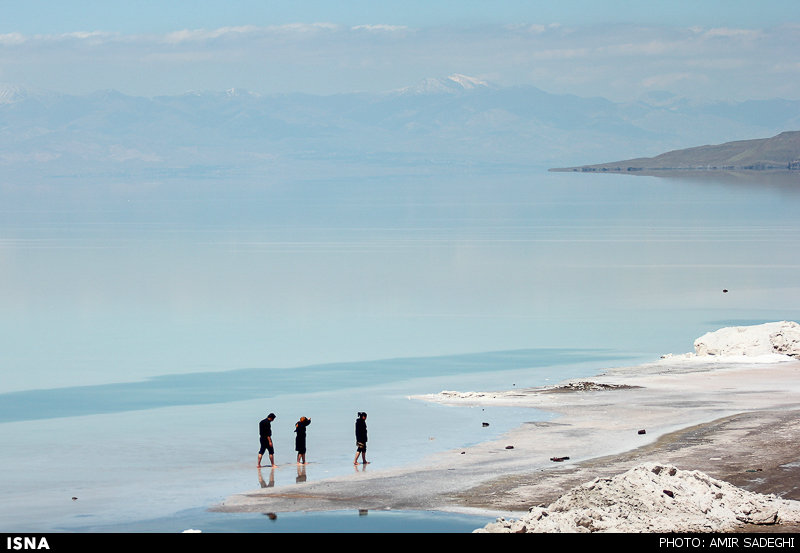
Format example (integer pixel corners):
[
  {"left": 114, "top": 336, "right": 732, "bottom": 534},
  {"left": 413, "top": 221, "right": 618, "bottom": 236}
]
[
  {"left": 462, "top": 323, "right": 800, "bottom": 532},
  {"left": 693, "top": 321, "right": 800, "bottom": 358},
  {"left": 476, "top": 463, "right": 800, "bottom": 533},
  {"left": 417, "top": 322, "right": 800, "bottom": 405}
]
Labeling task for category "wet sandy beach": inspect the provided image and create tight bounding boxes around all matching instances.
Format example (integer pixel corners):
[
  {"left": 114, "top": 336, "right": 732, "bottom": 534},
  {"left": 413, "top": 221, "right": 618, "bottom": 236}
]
[{"left": 214, "top": 356, "right": 800, "bottom": 532}]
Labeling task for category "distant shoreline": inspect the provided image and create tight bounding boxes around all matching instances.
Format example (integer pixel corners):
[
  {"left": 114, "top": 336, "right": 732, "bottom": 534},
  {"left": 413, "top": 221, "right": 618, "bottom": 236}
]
[
  {"left": 549, "top": 130, "right": 800, "bottom": 177},
  {"left": 549, "top": 166, "right": 799, "bottom": 175}
]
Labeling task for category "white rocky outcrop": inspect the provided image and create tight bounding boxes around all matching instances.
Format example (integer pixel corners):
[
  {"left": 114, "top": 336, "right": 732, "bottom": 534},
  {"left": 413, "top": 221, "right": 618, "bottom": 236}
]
[
  {"left": 693, "top": 321, "right": 800, "bottom": 358},
  {"left": 476, "top": 463, "right": 800, "bottom": 533}
]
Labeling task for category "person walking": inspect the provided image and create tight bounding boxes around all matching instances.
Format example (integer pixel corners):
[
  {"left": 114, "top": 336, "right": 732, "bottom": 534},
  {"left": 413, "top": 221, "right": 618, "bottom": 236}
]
[
  {"left": 294, "top": 416, "right": 311, "bottom": 465},
  {"left": 258, "top": 413, "right": 277, "bottom": 467},
  {"left": 354, "top": 412, "right": 369, "bottom": 465}
]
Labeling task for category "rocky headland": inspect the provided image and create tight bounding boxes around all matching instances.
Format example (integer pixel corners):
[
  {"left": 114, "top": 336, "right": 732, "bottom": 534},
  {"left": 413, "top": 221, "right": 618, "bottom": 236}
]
[{"left": 550, "top": 131, "right": 800, "bottom": 175}]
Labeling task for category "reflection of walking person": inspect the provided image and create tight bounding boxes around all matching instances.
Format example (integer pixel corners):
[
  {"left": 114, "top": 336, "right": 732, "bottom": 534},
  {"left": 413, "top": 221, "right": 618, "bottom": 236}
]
[
  {"left": 294, "top": 416, "right": 311, "bottom": 464},
  {"left": 257, "top": 466, "right": 275, "bottom": 488},
  {"left": 258, "top": 413, "right": 277, "bottom": 467},
  {"left": 354, "top": 412, "right": 369, "bottom": 465}
]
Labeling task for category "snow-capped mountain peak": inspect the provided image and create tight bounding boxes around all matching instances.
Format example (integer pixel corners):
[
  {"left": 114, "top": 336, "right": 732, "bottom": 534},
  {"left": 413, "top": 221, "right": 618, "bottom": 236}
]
[
  {"left": 393, "top": 74, "right": 493, "bottom": 95},
  {"left": 0, "top": 84, "right": 30, "bottom": 104},
  {"left": 447, "top": 74, "right": 489, "bottom": 89}
]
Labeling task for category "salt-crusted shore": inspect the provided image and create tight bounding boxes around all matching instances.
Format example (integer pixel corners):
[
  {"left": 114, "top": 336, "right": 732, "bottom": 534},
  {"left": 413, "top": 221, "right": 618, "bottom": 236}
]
[{"left": 214, "top": 322, "right": 800, "bottom": 533}]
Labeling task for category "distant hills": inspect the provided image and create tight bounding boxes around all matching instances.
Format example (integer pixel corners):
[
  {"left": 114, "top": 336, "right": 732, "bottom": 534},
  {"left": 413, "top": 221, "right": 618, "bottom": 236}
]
[
  {"left": 1, "top": 76, "right": 800, "bottom": 184},
  {"left": 550, "top": 131, "right": 800, "bottom": 174}
]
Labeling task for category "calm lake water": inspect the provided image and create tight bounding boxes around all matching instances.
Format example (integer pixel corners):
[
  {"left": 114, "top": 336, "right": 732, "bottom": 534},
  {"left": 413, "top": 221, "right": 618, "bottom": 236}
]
[{"left": 1, "top": 168, "right": 798, "bottom": 532}]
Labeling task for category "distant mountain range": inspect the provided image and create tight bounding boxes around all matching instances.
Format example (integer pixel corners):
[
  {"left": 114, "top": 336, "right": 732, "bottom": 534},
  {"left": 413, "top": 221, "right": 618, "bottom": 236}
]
[
  {"left": 550, "top": 131, "right": 800, "bottom": 174},
  {"left": 1, "top": 75, "right": 800, "bottom": 183}
]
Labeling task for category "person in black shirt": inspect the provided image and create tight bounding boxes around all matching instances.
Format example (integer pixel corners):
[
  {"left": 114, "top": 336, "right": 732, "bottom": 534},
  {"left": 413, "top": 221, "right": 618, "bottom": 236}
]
[
  {"left": 294, "top": 416, "right": 311, "bottom": 464},
  {"left": 354, "top": 412, "right": 369, "bottom": 465},
  {"left": 258, "top": 413, "right": 276, "bottom": 467}
]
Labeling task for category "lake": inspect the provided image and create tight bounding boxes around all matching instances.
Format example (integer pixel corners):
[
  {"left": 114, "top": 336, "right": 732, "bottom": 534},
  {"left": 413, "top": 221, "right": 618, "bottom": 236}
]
[{"left": 0, "top": 168, "right": 798, "bottom": 531}]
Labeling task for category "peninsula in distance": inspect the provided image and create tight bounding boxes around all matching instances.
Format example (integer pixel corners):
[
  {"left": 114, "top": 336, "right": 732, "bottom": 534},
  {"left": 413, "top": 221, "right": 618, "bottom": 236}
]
[{"left": 550, "top": 130, "right": 800, "bottom": 174}]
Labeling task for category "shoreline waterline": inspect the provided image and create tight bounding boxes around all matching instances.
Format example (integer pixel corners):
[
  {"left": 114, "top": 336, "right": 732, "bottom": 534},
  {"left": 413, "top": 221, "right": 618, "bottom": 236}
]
[
  {"left": 0, "top": 348, "right": 648, "bottom": 533},
  {"left": 66, "top": 507, "right": 500, "bottom": 534},
  {"left": 214, "top": 349, "right": 800, "bottom": 533}
]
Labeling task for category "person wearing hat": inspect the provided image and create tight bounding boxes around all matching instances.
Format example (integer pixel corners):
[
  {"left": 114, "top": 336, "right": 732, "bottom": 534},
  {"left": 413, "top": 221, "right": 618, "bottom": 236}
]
[
  {"left": 258, "top": 413, "right": 277, "bottom": 467},
  {"left": 294, "top": 416, "right": 312, "bottom": 465}
]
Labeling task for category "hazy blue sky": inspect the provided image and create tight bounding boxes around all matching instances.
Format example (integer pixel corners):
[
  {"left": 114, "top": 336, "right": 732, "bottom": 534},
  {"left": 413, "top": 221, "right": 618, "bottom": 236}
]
[
  {"left": 1, "top": 1, "right": 796, "bottom": 33},
  {"left": 1, "top": 1, "right": 799, "bottom": 100}
]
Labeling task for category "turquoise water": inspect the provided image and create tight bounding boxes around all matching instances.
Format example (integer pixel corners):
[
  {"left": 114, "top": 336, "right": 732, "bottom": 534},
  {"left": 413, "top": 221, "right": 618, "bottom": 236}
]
[
  {"left": 1, "top": 169, "right": 798, "bottom": 532},
  {"left": 0, "top": 348, "right": 629, "bottom": 423},
  {"left": 0, "top": 348, "right": 634, "bottom": 532}
]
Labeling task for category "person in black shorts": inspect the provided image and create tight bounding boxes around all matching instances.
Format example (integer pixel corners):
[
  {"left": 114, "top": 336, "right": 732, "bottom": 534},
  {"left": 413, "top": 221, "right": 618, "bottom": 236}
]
[
  {"left": 258, "top": 413, "right": 276, "bottom": 467},
  {"left": 294, "top": 416, "right": 311, "bottom": 464},
  {"left": 354, "top": 412, "right": 369, "bottom": 465}
]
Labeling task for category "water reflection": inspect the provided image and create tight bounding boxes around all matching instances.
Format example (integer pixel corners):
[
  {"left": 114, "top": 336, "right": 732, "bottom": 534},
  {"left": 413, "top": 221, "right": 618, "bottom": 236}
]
[
  {"left": 257, "top": 467, "right": 275, "bottom": 489},
  {"left": 646, "top": 169, "right": 800, "bottom": 192},
  {"left": 256, "top": 462, "right": 311, "bottom": 486}
]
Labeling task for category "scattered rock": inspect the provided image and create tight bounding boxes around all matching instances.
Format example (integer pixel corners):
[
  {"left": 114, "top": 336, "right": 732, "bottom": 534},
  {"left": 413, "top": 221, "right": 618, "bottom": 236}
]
[
  {"left": 482, "top": 422, "right": 490, "bottom": 427},
  {"left": 744, "top": 509, "right": 779, "bottom": 525},
  {"left": 505, "top": 445, "right": 514, "bottom": 450},
  {"left": 547, "top": 381, "right": 637, "bottom": 393},
  {"left": 638, "top": 429, "right": 646, "bottom": 435}
]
